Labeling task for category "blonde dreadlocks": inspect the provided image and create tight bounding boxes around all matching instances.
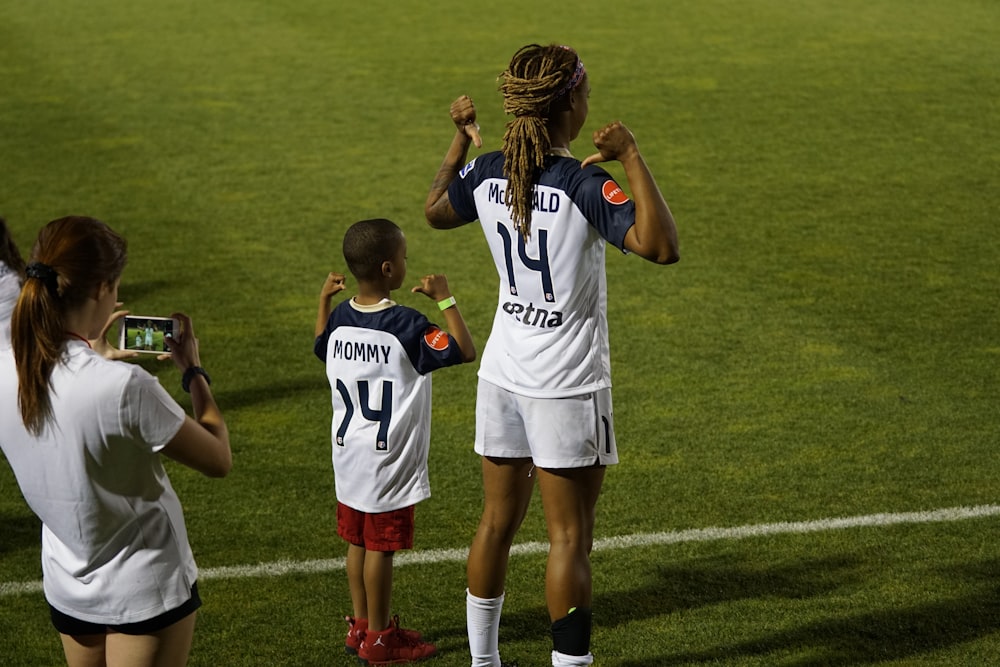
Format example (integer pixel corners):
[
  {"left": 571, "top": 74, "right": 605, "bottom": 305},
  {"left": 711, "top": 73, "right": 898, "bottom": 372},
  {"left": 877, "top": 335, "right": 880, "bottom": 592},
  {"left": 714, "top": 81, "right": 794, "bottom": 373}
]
[{"left": 499, "top": 44, "right": 585, "bottom": 241}]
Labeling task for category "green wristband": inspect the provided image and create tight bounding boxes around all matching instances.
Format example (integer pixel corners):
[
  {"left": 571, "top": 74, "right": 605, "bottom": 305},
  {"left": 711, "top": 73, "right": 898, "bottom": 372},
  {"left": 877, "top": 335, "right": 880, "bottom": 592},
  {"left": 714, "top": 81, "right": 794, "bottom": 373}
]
[{"left": 437, "top": 296, "right": 457, "bottom": 311}]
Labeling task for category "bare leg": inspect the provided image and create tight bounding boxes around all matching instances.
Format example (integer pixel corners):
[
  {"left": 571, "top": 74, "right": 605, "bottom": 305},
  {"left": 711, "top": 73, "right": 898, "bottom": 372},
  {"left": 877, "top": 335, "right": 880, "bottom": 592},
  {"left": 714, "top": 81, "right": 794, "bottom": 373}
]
[
  {"left": 536, "top": 465, "right": 605, "bottom": 621},
  {"left": 59, "top": 633, "right": 106, "bottom": 667},
  {"left": 346, "top": 543, "right": 368, "bottom": 619},
  {"left": 364, "top": 550, "right": 394, "bottom": 632},
  {"left": 467, "top": 456, "right": 534, "bottom": 666},
  {"left": 467, "top": 456, "right": 535, "bottom": 598},
  {"left": 103, "top": 611, "right": 196, "bottom": 667}
]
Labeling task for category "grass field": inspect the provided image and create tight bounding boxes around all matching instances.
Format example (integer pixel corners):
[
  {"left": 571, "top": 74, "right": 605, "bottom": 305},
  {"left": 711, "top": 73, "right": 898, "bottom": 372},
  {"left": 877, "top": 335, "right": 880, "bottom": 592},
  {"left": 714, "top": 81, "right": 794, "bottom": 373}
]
[{"left": 1, "top": 0, "right": 998, "bottom": 665}]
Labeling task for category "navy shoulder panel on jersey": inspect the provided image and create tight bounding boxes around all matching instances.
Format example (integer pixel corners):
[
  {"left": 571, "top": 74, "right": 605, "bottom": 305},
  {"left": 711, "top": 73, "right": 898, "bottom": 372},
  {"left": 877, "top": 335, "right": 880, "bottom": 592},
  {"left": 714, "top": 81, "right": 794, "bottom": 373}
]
[
  {"left": 314, "top": 300, "right": 465, "bottom": 375},
  {"left": 448, "top": 151, "right": 505, "bottom": 222},
  {"left": 449, "top": 152, "right": 635, "bottom": 251},
  {"left": 538, "top": 158, "right": 636, "bottom": 251}
]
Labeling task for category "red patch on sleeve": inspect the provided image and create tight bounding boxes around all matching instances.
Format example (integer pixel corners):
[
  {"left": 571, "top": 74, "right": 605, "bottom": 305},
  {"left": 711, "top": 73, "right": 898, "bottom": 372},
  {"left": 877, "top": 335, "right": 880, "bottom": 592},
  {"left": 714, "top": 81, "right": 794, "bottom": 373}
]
[
  {"left": 602, "top": 180, "right": 630, "bottom": 205},
  {"left": 423, "top": 326, "right": 450, "bottom": 352}
]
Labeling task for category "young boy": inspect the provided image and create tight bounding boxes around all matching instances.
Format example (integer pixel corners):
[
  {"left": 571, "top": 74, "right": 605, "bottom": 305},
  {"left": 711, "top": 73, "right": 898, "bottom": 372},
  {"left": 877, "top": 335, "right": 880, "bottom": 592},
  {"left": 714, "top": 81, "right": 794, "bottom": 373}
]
[{"left": 314, "top": 218, "right": 476, "bottom": 665}]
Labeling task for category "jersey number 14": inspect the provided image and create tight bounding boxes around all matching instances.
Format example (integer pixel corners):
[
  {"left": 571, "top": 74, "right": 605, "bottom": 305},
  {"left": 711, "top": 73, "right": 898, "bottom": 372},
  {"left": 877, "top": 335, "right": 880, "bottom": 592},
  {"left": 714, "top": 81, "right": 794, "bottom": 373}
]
[
  {"left": 335, "top": 379, "right": 393, "bottom": 451},
  {"left": 497, "top": 222, "right": 556, "bottom": 303}
]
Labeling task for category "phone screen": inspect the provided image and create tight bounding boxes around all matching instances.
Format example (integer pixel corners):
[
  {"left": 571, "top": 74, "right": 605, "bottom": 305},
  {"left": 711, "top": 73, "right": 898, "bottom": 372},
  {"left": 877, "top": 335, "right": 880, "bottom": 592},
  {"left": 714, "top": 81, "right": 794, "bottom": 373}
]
[{"left": 120, "top": 316, "right": 177, "bottom": 354}]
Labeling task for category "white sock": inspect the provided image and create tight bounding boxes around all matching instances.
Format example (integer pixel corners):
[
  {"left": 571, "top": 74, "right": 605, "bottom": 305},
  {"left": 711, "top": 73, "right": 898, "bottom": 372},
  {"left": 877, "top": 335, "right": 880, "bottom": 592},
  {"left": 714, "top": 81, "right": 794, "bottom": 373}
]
[
  {"left": 552, "top": 650, "right": 595, "bottom": 666},
  {"left": 467, "top": 589, "right": 504, "bottom": 667}
]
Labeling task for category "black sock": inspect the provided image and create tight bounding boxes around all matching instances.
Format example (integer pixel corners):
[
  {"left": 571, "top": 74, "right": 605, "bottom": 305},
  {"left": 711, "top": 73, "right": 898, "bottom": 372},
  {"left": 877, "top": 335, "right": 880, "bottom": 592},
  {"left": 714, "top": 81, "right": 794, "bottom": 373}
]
[{"left": 551, "top": 607, "right": 592, "bottom": 656}]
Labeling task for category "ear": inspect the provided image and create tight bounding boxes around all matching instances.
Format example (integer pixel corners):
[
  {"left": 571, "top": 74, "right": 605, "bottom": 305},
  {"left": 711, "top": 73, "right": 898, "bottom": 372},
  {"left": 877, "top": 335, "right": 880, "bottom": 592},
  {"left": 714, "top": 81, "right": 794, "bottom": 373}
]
[
  {"left": 568, "top": 87, "right": 580, "bottom": 109},
  {"left": 550, "top": 92, "right": 572, "bottom": 114},
  {"left": 381, "top": 260, "right": 393, "bottom": 277},
  {"left": 94, "top": 279, "right": 117, "bottom": 300}
]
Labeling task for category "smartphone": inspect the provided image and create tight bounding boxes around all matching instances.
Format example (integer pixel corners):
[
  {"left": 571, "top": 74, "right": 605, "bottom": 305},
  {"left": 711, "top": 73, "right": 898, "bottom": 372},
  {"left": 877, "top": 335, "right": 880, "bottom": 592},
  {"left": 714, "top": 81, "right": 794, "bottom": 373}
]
[{"left": 119, "top": 315, "right": 179, "bottom": 354}]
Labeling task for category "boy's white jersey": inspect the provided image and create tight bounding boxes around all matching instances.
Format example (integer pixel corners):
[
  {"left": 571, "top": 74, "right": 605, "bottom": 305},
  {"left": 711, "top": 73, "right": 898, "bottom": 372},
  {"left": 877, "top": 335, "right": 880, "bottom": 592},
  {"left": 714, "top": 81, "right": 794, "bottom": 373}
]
[
  {"left": 448, "top": 152, "right": 636, "bottom": 398},
  {"left": 314, "top": 298, "right": 465, "bottom": 513}
]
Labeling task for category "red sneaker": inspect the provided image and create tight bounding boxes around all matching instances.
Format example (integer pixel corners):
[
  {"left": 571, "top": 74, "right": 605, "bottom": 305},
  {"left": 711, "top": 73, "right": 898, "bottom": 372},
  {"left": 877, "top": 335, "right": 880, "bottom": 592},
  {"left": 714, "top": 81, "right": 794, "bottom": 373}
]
[
  {"left": 345, "top": 616, "right": 366, "bottom": 655},
  {"left": 358, "top": 617, "right": 435, "bottom": 665},
  {"left": 346, "top": 615, "right": 423, "bottom": 655}
]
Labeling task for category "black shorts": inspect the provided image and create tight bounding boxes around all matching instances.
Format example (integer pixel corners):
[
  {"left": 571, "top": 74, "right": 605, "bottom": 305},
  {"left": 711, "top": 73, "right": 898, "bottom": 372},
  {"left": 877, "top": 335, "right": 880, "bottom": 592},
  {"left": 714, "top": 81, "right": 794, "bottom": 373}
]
[{"left": 49, "top": 582, "right": 201, "bottom": 636}]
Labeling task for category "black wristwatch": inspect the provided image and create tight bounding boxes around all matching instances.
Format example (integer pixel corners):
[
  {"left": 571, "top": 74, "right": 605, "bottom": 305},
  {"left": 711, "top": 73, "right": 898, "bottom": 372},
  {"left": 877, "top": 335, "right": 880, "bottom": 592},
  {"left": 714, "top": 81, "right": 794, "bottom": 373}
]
[{"left": 182, "top": 366, "right": 211, "bottom": 393}]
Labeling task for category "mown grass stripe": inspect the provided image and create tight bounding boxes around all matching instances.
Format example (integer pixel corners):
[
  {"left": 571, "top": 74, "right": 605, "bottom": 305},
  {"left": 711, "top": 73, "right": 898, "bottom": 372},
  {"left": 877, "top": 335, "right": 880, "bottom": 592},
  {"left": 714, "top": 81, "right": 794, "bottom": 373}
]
[{"left": 3, "top": 504, "right": 996, "bottom": 599}]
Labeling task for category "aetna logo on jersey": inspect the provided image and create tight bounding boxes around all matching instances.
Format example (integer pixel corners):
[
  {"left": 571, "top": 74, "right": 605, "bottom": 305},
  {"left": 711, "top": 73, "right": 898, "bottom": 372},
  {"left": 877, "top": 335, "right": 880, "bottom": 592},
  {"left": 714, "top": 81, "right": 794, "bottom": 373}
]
[
  {"left": 602, "top": 180, "right": 629, "bottom": 205},
  {"left": 423, "top": 326, "right": 450, "bottom": 351},
  {"left": 502, "top": 301, "right": 564, "bottom": 328}
]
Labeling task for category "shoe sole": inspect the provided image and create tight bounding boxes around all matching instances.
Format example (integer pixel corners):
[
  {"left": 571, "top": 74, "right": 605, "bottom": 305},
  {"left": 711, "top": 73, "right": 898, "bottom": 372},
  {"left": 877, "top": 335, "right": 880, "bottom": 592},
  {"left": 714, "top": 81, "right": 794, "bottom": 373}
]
[{"left": 355, "top": 650, "right": 437, "bottom": 665}]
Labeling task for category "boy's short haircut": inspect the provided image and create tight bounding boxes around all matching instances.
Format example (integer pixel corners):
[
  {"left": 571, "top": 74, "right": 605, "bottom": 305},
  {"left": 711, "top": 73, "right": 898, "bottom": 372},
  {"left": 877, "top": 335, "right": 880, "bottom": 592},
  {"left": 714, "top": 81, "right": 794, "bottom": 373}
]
[{"left": 343, "top": 218, "right": 403, "bottom": 282}]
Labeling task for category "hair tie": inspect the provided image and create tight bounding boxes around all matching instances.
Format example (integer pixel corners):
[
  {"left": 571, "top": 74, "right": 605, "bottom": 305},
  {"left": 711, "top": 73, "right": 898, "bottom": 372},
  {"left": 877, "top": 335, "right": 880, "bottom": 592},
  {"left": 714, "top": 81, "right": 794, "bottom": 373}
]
[{"left": 26, "top": 262, "right": 59, "bottom": 295}]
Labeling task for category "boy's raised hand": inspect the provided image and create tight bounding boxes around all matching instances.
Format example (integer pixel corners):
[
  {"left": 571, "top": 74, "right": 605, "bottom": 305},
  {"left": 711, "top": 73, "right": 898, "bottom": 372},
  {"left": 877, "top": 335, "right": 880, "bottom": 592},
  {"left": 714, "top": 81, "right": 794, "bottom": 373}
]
[
  {"left": 315, "top": 272, "right": 347, "bottom": 337},
  {"left": 411, "top": 274, "right": 452, "bottom": 302},
  {"left": 320, "top": 272, "right": 347, "bottom": 300},
  {"left": 412, "top": 273, "right": 476, "bottom": 363}
]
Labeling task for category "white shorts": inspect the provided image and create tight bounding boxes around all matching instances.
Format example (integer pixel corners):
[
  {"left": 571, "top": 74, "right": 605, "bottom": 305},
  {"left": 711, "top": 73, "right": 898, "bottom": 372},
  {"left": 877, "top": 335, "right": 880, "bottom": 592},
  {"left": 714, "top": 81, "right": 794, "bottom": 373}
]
[{"left": 475, "top": 378, "right": 618, "bottom": 468}]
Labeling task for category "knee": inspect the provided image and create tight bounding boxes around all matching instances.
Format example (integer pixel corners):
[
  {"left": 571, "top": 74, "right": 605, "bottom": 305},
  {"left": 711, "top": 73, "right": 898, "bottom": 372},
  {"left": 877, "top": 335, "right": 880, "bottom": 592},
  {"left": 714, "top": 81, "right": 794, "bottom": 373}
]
[
  {"left": 547, "top": 525, "right": 593, "bottom": 554},
  {"left": 478, "top": 510, "right": 524, "bottom": 546}
]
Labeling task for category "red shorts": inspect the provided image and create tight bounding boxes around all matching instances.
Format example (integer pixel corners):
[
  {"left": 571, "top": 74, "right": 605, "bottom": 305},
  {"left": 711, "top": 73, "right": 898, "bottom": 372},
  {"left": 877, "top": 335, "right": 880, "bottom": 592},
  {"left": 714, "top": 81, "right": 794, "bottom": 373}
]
[{"left": 336, "top": 502, "right": 414, "bottom": 552}]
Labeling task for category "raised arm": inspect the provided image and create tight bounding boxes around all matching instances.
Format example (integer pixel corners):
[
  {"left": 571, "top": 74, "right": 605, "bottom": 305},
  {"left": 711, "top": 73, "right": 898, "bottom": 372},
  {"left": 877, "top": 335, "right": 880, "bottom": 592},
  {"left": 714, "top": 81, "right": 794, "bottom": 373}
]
[
  {"left": 160, "top": 313, "right": 232, "bottom": 478},
  {"left": 411, "top": 274, "right": 476, "bottom": 363},
  {"left": 582, "top": 121, "right": 679, "bottom": 264},
  {"left": 315, "top": 272, "right": 347, "bottom": 337},
  {"left": 425, "top": 95, "right": 482, "bottom": 230}
]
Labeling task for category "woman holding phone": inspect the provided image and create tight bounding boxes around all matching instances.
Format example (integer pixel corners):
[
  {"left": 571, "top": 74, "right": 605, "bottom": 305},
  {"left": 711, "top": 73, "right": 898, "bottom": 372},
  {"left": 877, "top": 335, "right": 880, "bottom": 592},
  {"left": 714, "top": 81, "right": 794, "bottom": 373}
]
[{"left": 0, "top": 215, "right": 231, "bottom": 667}]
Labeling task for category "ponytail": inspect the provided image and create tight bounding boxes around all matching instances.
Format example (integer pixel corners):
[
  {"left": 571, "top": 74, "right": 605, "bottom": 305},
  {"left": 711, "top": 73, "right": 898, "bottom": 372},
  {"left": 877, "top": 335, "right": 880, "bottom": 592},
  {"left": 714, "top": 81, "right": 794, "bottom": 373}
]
[
  {"left": 498, "top": 44, "right": 585, "bottom": 241},
  {"left": 12, "top": 216, "right": 127, "bottom": 434}
]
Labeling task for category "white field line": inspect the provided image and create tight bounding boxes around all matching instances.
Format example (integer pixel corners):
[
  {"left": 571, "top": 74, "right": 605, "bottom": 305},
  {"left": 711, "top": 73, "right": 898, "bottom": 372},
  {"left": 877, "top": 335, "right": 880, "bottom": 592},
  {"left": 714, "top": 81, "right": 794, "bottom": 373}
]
[{"left": 2, "top": 503, "right": 998, "bottom": 598}]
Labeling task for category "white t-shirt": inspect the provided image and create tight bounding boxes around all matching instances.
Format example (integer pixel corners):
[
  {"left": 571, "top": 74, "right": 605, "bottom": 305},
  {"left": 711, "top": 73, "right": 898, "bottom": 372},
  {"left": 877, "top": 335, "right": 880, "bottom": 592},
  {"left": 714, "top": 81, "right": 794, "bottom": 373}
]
[
  {"left": 448, "top": 151, "right": 636, "bottom": 398},
  {"left": 0, "top": 340, "right": 191, "bottom": 624},
  {"left": 0, "top": 261, "right": 19, "bottom": 349},
  {"left": 314, "top": 298, "right": 465, "bottom": 513}
]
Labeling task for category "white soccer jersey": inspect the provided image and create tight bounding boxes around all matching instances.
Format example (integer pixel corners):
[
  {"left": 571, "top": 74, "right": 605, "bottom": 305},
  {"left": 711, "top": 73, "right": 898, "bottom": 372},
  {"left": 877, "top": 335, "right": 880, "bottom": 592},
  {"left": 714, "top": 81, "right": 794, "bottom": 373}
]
[
  {"left": 448, "top": 152, "right": 636, "bottom": 398},
  {"left": 314, "top": 298, "right": 465, "bottom": 513},
  {"left": 0, "top": 340, "right": 192, "bottom": 624}
]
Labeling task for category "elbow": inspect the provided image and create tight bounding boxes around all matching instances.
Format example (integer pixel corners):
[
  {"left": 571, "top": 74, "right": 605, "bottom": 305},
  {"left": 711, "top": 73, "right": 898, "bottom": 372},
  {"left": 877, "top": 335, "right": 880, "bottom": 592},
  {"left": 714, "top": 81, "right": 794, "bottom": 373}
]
[
  {"left": 646, "top": 244, "right": 680, "bottom": 265},
  {"left": 424, "top": 203, "right": 446, "bottom": 228},
  {"left": 425, "top": 200, "right": 466, "bottom": 229},
  {"left": 659, "top": 248, "right": 681, "bottom": 265},
  {"left": 425, "top": 214, "right": 455, "bottom": 230},
  {"left": 204, "top": 458, "right": 232, "bottom": 478},
  {"left": 630, "top": 223, "right": 679, "bottom": 264},
  {"left": 657, "top": 235, "right": 681, "bottom": 264},
  {"left": 461, "top": 342, "right": 477, "bottom": 363},
  {"left": 204, "top": 446, "right": 233, "bottom": 478}
]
